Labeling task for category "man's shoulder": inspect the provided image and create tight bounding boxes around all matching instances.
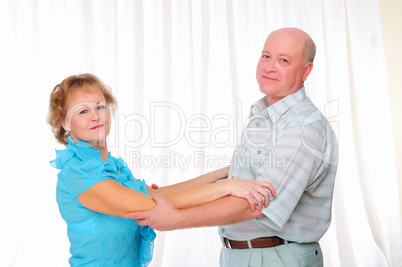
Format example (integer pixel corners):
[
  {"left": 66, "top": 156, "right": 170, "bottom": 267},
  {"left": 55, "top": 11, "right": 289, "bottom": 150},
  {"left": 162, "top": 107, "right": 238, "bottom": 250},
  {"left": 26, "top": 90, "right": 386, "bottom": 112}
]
[
  {"left": 284, "top": 98, "right": 336, "bottom": 142},
  {"left": 292, "top": 98, "right": 330, "bottom": 124},
  {"left": 284, "top": 97, "right": 320, "bottom": 125}
]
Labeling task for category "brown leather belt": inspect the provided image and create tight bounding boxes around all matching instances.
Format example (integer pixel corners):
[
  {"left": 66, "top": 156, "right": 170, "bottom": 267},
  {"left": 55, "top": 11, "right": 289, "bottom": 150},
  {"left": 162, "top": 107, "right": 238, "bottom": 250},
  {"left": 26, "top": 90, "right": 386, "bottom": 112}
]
[{"left": 221, "top": 236, "right": 295, "bottom": 249}]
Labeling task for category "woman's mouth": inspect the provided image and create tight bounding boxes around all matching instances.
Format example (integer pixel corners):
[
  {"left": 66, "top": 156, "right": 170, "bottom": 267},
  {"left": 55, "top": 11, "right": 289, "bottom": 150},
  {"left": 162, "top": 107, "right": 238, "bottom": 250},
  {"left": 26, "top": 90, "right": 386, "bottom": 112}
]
[{"left": 90, "top": 125, "right": 104, "bottom": 130}]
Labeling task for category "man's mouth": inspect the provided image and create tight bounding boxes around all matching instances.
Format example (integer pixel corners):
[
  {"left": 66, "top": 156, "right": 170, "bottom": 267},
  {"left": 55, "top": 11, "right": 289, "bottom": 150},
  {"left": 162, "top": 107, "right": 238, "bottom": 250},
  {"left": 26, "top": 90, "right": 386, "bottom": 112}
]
[{"left": 262, "top": 75, "right": 277, "bottom": 81}]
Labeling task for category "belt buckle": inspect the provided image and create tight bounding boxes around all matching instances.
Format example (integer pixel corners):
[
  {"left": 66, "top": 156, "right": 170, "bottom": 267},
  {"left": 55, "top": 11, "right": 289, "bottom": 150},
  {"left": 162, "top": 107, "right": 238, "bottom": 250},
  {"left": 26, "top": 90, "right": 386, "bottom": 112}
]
[{"left": 220, "top": 237, "right": 232, "bottom": 249}]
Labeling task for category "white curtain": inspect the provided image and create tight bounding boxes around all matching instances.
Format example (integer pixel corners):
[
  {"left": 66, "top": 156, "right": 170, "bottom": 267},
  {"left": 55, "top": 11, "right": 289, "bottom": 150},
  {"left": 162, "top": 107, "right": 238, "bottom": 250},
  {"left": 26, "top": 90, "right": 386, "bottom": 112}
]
[{"left": 1, "top": 0, "right": 401, "bottom": 266}]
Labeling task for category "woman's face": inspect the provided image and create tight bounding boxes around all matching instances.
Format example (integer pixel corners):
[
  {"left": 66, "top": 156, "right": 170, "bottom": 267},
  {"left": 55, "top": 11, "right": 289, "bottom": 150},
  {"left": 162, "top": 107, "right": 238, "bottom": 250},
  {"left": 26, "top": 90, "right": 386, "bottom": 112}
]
[{"left": 62, "top": 85, "right": 110, "bottom": 148}]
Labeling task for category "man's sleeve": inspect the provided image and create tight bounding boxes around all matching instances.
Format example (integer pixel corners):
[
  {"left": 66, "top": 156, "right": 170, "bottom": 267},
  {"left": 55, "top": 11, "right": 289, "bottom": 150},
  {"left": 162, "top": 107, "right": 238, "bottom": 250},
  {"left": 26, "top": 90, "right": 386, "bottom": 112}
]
[{"left": 254, "top": 117, "right": 336, "bottom": 231}]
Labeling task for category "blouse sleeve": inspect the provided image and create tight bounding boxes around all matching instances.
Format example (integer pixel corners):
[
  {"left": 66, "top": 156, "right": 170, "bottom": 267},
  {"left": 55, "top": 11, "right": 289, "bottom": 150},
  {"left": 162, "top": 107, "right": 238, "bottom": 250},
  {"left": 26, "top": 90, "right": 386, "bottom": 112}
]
[{"left": 60, "top": 159, "right": 119, "bottom": 197}]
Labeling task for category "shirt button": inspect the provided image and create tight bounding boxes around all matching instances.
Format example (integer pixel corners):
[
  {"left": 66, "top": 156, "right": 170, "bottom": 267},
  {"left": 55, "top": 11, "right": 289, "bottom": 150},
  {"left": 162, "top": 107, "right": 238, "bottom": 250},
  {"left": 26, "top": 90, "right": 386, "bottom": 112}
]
[
  {"left": 221, "top": 228, "right": 225, "bottom": 233},
  {"left": 257, "top": 150, "right": 261, "bottom": 154}
]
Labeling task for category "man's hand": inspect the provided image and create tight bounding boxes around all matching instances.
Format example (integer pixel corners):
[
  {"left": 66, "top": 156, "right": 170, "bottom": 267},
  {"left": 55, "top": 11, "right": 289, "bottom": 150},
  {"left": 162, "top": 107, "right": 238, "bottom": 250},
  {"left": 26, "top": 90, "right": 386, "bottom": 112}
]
[
  {"left": 151, "top": 183, "right": 159, "bottom": 189},
  {"left": 125, "top": 194, "right": 183, "bottom": 231}
]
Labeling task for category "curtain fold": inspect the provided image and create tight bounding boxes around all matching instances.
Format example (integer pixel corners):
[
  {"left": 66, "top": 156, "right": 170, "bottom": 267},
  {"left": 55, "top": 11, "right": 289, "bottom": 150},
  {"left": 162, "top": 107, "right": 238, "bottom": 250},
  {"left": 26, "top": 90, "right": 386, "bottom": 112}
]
[{"left": 1, "top": 0, "right": 401, "bottom": 266}]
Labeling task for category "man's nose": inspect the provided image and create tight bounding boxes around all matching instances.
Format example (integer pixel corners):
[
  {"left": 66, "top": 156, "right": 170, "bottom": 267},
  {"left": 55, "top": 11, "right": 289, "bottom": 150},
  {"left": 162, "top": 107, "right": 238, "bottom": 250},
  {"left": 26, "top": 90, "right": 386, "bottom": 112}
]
[{"left": 263, "top": 60, "right": 276, "bottom": 72}]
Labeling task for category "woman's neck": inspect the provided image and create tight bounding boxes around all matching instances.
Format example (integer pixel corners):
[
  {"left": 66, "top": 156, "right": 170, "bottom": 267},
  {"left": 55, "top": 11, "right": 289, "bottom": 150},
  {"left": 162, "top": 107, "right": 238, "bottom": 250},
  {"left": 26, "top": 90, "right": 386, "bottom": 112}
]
[{"left": 88, "top": 139, "right": 109, "bottom": 161}]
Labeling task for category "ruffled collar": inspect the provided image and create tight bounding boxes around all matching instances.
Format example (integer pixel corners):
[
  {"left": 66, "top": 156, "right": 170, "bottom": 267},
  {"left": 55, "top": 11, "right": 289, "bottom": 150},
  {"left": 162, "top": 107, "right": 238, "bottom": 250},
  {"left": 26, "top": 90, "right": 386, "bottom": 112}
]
[{"left": 50, "top": 138, "right": 134, "bottom": 183}]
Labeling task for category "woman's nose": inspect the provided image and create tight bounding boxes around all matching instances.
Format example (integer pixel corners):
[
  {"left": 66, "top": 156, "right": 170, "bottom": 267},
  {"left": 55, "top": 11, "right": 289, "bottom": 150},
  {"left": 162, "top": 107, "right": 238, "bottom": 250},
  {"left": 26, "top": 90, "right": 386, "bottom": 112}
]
[{"left": 90, "top": 109, "right": 100, "bottom": 121}]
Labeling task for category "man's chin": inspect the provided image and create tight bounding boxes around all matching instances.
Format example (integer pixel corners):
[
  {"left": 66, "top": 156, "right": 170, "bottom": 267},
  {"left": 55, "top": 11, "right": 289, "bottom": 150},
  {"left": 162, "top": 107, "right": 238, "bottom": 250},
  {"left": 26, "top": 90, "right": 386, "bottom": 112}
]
[{"left": 259, "top": 87, "right": 278, "bottom": 96}]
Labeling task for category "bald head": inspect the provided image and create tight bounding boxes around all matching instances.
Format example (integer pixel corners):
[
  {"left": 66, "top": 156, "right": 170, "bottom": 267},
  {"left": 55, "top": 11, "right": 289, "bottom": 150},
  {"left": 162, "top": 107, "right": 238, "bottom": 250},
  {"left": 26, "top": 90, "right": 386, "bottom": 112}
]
[
  {"left": 267, "top": 28, "right": 316, "bottom": 64},
  {"left": 256, "top": 27, "right": 315, "bottom": 104}
]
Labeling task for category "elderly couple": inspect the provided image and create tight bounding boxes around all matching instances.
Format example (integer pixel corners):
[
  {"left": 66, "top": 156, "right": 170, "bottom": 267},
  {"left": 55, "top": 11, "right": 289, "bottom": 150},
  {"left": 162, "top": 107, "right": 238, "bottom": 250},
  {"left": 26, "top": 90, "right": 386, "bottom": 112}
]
[{"left": 48, "top": 27, "right": 338, "bottom": 267}]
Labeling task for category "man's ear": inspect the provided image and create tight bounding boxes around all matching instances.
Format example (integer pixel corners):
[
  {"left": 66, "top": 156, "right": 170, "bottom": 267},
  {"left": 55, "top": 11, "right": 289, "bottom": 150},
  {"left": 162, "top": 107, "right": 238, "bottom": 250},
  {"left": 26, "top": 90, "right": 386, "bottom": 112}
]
[
  {"left": 302, "top": 62, "right": 313, "bottom": 81},
  {"left": 60, "top": 116, "right": 71, "bottom": 132}
]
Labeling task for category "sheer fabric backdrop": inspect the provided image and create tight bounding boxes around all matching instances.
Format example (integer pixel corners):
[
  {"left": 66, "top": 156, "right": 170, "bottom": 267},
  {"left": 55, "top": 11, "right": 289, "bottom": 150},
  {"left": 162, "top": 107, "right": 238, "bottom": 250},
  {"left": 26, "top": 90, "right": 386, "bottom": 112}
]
[{"left": 0, "top": 0, "right": 401, "bottom": 266}]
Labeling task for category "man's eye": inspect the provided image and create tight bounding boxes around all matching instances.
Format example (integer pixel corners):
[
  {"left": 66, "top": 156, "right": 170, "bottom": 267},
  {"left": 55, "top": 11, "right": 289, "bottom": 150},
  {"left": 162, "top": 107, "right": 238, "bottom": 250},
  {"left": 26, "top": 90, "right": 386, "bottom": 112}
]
[
  {"left": 262, "top": 55, "right": 269, "bottom": 59},
  {"left": 280, "top": 58, "right": 288, "bottom": 63},
  {"left": 97, "top": 105, "right": 105, "bottom": 110}
]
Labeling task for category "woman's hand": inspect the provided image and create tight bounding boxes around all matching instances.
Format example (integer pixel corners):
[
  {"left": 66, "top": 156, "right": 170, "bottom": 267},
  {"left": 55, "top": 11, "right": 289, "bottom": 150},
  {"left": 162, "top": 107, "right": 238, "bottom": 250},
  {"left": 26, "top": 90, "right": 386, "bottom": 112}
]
[{"left": 223, "top": 179, "right": 276, "bottom": 212}]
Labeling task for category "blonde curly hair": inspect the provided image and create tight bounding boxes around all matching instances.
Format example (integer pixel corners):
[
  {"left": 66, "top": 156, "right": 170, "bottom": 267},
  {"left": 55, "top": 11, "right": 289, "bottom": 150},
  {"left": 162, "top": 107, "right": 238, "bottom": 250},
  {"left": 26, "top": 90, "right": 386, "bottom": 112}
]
[{"left": 47, "top": 73, "right": 117, "bottom": 145}]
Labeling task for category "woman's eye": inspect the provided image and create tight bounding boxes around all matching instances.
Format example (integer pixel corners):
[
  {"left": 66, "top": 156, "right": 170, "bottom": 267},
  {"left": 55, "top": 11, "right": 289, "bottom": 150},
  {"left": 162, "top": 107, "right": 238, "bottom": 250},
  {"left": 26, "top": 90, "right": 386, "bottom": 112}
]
[
  {"left": 79, "top": 109, "right": 87, "bottom": 115},
  {"left": 97, "top": 105, "right": 105, "bottom": 110}
]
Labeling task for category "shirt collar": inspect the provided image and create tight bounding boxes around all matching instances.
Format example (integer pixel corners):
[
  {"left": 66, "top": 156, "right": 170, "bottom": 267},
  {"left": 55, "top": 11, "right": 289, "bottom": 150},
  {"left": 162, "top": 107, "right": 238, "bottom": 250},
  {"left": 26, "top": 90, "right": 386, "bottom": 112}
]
[{"left": 250, "top": 87, "right": 307, "bottom": 123}]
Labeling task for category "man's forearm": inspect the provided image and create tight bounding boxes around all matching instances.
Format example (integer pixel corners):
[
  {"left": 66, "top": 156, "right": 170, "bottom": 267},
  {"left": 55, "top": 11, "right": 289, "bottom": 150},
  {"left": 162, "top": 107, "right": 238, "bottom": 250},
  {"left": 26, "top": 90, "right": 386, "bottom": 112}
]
[
  {"left": 172, "top": 196, "right": 263, "bottom": 229},
  {"left": 127, "top": 193, "right": 263, "bottom": 231}
]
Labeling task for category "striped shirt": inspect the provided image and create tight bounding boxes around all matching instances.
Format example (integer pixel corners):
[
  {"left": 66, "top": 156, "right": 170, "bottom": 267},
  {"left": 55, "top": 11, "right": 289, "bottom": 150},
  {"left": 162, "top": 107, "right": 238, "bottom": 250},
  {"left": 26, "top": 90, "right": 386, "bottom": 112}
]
[{"left": 219, "top": 87, "right": 338, "bottom": 243}]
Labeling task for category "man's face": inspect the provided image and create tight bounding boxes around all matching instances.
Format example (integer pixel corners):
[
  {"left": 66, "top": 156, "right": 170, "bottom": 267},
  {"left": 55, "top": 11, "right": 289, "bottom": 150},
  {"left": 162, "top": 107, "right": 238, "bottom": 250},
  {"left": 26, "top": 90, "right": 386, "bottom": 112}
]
[{"left": 256, "top": 29, "right": 312, "bottom": 104}]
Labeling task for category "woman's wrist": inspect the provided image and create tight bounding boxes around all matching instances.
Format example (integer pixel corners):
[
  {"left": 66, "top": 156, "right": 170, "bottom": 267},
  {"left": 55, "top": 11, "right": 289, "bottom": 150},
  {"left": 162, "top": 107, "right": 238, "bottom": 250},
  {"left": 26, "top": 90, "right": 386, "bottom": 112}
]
[
  {"left": 219, "top": 179, "right": 232, "bottom": 196},
  {"left": 211, "top": 167, "right": 229, "bottom": 182}
]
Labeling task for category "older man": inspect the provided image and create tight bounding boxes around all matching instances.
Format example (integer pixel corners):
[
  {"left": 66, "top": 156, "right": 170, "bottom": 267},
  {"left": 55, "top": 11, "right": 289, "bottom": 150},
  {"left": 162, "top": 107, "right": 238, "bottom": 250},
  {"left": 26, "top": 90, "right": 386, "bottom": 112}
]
[{"left": 127, "top": 27, "right": 338, "bottom": 267}]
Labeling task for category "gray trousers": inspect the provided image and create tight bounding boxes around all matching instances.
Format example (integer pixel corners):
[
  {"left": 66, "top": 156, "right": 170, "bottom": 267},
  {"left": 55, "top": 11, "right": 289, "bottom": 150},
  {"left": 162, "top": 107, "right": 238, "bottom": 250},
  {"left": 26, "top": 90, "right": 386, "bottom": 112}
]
[{"left": 220, "top": 242, "right": 323, "bottom": 267}]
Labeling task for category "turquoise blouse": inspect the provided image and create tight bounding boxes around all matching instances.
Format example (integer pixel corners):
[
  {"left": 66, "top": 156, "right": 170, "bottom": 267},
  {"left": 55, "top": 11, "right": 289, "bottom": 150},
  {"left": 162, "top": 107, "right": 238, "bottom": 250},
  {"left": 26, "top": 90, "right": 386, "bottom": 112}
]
[{"left": 50, "top": 138, "right": 155, "bottom": 267}]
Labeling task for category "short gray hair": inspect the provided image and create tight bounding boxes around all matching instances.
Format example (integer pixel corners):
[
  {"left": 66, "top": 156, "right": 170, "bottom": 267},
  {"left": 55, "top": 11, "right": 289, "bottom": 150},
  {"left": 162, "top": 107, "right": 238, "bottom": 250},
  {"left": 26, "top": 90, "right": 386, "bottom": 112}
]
[{"left": 305, "top": 38, "right": 316, "bottom": 63}]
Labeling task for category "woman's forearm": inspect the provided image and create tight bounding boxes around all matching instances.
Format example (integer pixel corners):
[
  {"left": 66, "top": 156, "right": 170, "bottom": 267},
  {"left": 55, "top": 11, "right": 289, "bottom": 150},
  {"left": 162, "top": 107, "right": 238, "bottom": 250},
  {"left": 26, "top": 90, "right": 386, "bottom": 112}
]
[
  {"left": 77, "top": 174, "right": 231, "bottom": 217},
  {"left": 164, "top": 180, "right": 231, "bottom": 209},
  {"left": 158, "top": 177, "right": 274, "bottom": 211},
  {"left": 149, "top": 167, "right": 229, "bottom": 196}
]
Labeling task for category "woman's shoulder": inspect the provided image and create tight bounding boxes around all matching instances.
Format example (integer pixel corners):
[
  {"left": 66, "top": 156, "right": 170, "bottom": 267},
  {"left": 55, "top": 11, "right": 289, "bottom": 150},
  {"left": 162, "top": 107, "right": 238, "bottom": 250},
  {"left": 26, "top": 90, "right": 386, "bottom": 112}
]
[{"left": 50, "top": 138, "right": 103, "bottom": 170}]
